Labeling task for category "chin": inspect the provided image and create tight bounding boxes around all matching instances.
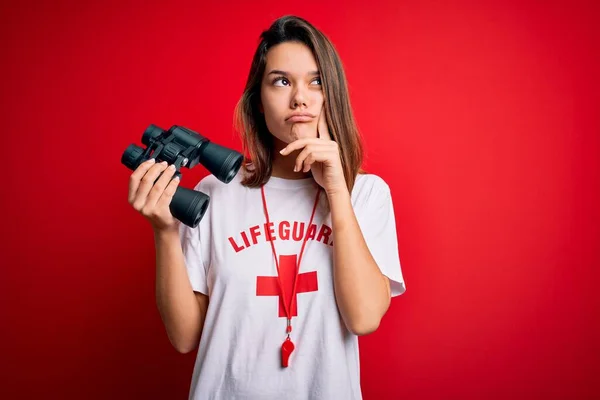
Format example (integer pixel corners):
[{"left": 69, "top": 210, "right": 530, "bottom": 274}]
[{"left": 290, "top": 127, "right": 317, "bottom": 141}]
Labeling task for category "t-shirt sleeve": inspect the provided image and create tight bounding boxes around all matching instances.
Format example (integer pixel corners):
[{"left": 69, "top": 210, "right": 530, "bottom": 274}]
[
  {"left": 178, "top": 182, "right": 209, "bottom": 296},
  {"left": 357, "top": 179, "right": 406, "bottom": 297},
  {"left": 179, "top": 221, "right": 209, "bottom": 295}
]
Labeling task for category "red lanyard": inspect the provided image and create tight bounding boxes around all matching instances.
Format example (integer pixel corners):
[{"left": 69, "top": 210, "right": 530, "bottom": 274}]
[{"left": 260, "top": 183, "right": 321, "bottom": 368}]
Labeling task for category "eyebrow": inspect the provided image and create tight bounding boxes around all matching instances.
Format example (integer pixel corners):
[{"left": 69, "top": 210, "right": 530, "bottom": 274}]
[{"left": 267, "top": 69, "right": 320, "bottom": 76}]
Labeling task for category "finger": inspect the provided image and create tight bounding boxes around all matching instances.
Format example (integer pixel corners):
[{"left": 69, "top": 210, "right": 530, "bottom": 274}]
[
  {"left": 144, "top": 163, "right": 177, "bottom": 211},
  {"left": 294, "top": 146, "right": 311, "bottom": 172},
  {"left": 132, "top": 161, "right": 169, "bottom": 210},
  {"left": 302, "top": 152, "right": 321, "bottom": 173},
  {"left": 280, "top": 139, "right": 307, "bottom": 155},
  {"left": 317, "top": 107, "right": 332, "bottom": 141},
  {"left": 128, "top": 158, "right": 156, "bottom": 204},
  {"left": 155, "top": 174, "right": 181, "bottom": 212},
  {"left": 303, "top": 151, "right": 330, "bottom": 172},
  {"left": 295, "top": 145, "right": 328, "bottom": 172},
  {"left": 281, "top": 138, "right": 323, "bottom": 155}
]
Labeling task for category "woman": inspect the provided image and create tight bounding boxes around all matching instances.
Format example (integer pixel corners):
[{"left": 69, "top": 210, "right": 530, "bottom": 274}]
[{"left": 128, "top": 15, "right": 406, "bottom": 400}]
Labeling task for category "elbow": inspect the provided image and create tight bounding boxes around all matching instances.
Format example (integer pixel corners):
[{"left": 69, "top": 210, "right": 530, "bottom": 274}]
[
  {"left": 347, "top": 317, "right": 381, "bottom": 336},
  {"left": 347, "top": 302, "right": 390, "bottom": 336},
  {"left": 346, "top": 300, "right": 389, "bottom": 336},
  {"left": 167, "top": 332, "right": 198, "bottom": 354},
  {"left": 172, "top": 339, "right": 197, "bottom": 354},
  {"left": 176, "top": 347, "right": 195, "bottom": 354}
]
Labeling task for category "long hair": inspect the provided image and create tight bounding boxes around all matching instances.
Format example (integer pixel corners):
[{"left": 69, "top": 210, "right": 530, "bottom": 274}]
[{"left": 234, "top": 15, "right": 365, "bottom": 191}]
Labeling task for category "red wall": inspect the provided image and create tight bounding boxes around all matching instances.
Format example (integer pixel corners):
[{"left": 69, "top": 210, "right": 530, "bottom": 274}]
[{"left": 1, "top": 0, "right": 598, "bottom": 398}]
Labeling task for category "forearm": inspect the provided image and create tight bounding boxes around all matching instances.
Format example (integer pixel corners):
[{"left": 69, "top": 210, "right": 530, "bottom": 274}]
[
  {"left": 328, "top": 190, "right": 391, "bottom": 336},
  {"left": 154, "top": 228, "right": 204, "bottom": 353}
]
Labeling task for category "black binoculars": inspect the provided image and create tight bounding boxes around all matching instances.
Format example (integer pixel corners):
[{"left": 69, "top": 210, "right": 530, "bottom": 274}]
[{"left": 121, "top": 124, "right": 243, "bottom": 228}]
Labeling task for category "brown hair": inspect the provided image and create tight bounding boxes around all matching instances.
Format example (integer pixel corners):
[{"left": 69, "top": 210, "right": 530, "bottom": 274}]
[{"left": 234, "top": 15, "right": 365, "bottom": 191}]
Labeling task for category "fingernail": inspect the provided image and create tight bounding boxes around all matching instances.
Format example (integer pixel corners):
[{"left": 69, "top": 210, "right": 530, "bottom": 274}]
[
  {"left": 280, "top": 149, "right": 285, "bottom": 154},
  {"left": 169, "top": 164, "right": 175, "bottom": 170},
  {"left": 147, "top": 158, "right": 155, "bottom": 163},
  {"left": 293, "top": 166, "right": 298, "bottom": 172}
]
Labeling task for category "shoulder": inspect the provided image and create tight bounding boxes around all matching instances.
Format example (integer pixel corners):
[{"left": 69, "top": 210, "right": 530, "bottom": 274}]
[
  {"left": 352, "top": 173, "right": 391, "bottom": 199},
  {"left": 350, "top": 173, "right": 394, "bottom": 215}
]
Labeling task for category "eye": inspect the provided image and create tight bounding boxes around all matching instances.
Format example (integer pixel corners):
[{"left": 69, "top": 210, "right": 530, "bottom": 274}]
[
  {"left": 311, "top": 76, "right": 322, "bottom": 85},
  {"left": 273, "top": 76, "right": 290, "bottom": 87}
]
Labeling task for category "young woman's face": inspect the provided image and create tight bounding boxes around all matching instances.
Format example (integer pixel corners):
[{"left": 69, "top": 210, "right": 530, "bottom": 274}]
[{"left": 260, "top": 41, "right": 324, "bottom": 147}]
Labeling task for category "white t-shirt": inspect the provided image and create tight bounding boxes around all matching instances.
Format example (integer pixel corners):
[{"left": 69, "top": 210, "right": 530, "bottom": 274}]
[{"left": 179, "top": 168, "right": 406, "bottom": 400}]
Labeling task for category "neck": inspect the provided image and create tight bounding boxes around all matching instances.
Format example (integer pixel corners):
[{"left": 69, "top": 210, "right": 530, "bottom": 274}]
[{"left": 270, "top": 139, "right": 313, "bottom": 180}]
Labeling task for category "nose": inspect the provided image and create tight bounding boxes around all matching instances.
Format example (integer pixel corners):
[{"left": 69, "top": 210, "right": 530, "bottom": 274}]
[{"left": 290, "top": 86, "right": 308, "bottom": 109}]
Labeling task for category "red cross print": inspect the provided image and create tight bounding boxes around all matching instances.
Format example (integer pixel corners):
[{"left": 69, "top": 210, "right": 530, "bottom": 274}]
[{"left": 256, "top": 254, "right": 319, "bottom": 317}]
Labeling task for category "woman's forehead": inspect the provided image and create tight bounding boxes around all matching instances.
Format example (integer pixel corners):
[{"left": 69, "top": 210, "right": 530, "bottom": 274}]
[{"left": 265, "top": 42, "right": 319, "bottom": 74}]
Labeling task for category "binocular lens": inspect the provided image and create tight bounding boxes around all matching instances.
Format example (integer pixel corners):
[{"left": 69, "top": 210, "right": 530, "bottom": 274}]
[
  {"left": 171, "top": 187, "right": 210, "bottom": 228},
  {"left": 122, "top": 144, "right": 145, "bottom": 170}
]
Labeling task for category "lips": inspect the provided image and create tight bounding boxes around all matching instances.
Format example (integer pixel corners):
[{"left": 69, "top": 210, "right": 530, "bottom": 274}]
[{"left": 287, "top": 115, "right": 313, "bottom": 122}]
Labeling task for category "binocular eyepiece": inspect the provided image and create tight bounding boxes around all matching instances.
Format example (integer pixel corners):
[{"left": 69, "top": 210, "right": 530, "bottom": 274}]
[{"left": 122, "top": 124, "right": 243, "bottom": 228}]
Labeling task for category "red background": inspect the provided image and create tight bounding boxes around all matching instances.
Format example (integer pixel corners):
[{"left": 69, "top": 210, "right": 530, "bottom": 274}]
[{"left": 1, "top": 0, "right": 598, "bottom": 399}]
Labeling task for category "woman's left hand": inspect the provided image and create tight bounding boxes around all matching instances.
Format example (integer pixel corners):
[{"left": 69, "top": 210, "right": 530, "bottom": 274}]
[{"left": 280, "top": 107, "right": 348, "bottom": 196}]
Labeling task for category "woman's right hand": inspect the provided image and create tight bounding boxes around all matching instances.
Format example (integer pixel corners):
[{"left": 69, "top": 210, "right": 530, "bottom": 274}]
[{"left": 128, "top": 159, "right": 181, "bottom": 232}]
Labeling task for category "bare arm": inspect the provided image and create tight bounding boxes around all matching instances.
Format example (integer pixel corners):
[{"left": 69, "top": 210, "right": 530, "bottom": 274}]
[
  {"left": 128, "top": 159, "right": 209, "bottom": 353},
  {"left": 329, "top": 190, "right": 391, "bottom": 336},
  {"left": 154, "top": 227, "right": 209, "bottom": 353}
]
